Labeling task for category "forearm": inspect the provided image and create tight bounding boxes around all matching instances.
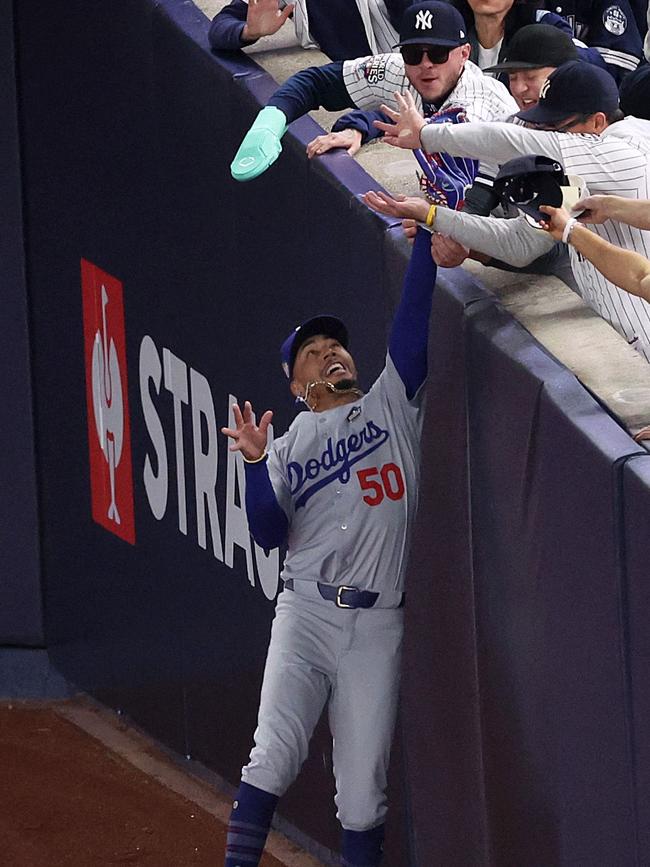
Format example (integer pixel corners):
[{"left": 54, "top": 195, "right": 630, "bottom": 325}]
[
  {"left": 208, "top": 2, "right": 250, "bottom": 51},
  {"left": 332, "top": 109, "right": 388, "bottom": 143},
  {"left": 601, "top": 196, "right": 650, "bottom": 230},
  {"left": 420, "top": 121, "right": 564, "bottom": 165},
  {"left": 433, "top": 208, "right": 555, "bottom": 267},
  {"left": 388, "top": 228, "right": 436, "bottom": 399},
  {"left": 244, "top": 461, "right": 289, "bottom": 550},
  {"left": 568, "top": 224, "right": 650, "bottom": 300},
  {"left": 268, "top": 62, "right": 353, "bottom": 124}
]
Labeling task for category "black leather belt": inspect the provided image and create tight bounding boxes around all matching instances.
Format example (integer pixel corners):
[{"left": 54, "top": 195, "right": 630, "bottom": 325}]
[{"left": 284, "top": 579, "right": 403, "bottom": 609}]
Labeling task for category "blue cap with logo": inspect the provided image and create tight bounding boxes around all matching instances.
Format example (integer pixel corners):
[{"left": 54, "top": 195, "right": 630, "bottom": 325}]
[
  {"left": 280, "top": 315, "right": 349, "bottom": 380},
  {"left": 395, "top": 0, "right": 467, "bottom": 48},
  {"left": 515, "top": 60, "right": 619, "bottom": 125}
]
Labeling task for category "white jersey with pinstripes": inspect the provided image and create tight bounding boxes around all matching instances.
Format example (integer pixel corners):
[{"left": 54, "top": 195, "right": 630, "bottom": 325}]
[
  {"left": 342, "top": 56, "right": 518, "bottom": 120},
  {"left": 420, "top": 116, "right": 650, "bottom": 361}
]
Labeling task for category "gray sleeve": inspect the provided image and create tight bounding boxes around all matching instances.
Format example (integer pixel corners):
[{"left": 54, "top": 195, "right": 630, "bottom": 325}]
[
  {"left": 433, "top": 209, "right": 557, "bottom": 268},
  {"left": 420, "top": 121, "right": 566, "bottom": 165}
]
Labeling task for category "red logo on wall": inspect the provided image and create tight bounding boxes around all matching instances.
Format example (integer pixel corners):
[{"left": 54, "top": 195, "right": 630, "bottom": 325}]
[{"left": 81, "top": 259, "right": 136, "bottom": 544}]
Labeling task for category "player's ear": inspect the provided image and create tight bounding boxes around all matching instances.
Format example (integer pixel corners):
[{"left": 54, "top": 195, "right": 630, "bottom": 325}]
[
  {"left": 289, "top": 379, "right": 303, "bottom": 399},
  {"left": 459, "top": 43, "right": 471, "bottom": 61}
]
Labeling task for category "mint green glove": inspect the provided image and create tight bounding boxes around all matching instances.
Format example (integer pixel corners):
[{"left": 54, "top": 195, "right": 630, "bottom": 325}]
[{"left": 230, "top": 106, "right": 288, "bottom": 182}]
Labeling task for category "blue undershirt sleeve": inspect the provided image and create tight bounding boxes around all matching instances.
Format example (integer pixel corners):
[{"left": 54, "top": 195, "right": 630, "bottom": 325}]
[
  {"left": 332, "top": 109, "right": 390, "bottom": 143},
  {"left": 268, "top": 62, "right": 354, "bottom": 124},
  {"left": 244, "top": 460, "right": 289, "bottom": 551},
  {"left": 388, "top": 228, "right": 437, "bottom": 400},
  {"left": 208, "top": 1, "right": 250, "bottom": 51}
]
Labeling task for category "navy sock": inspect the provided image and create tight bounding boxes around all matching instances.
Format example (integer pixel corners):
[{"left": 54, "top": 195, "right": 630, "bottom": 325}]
[
  {"left": 224, "top": 781, "right": 278, "bottom": 867},
  {"left": 341, "top": 824, "right": 385, "bottom": 867}
]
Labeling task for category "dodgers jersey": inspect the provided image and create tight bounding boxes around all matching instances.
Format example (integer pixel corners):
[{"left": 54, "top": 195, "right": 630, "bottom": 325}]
[{"left": 266, "top": 354, "right": 424, "bottom": 594}]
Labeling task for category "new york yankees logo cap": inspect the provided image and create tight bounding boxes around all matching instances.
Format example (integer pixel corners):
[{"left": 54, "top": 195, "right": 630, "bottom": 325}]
[
  {"left": 395, "top": 1, "right": 467, "bottom": 48},
  {"left": 515, "top": 60, "right": 619, "bottom": 124},
  {"left": 280, "top": 315, "right": 349, "bottom": 379}
]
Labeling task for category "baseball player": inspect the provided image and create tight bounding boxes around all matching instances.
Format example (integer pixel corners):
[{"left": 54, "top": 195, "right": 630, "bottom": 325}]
[
  {"left": 374, "top": 60, "right": 650, "bottom": 362},
  {"left": 231, "top": 0, "right": 518, "bottom": 208},
  {"left": 220, "top": 227, "right": 436, "bottom": 867},
  {"left": 208, "top": 0, "right": 411, "bottom": 60}
]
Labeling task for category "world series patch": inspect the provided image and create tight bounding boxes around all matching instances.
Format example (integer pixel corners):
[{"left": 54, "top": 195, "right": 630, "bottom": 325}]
[
  {"left": 363, "top": 57, "right": 387, "bottom": 84},
  {"left": 603, "top": 5, "right": 627, "bottom": 35}
]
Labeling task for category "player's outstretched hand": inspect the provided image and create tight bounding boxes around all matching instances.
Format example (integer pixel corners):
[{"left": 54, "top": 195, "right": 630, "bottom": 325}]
[
  {"left": 374, "top": 92, "right": 426, "bottom": 150},
  {"left": 430, "top": 234, "right": 469, "bottom": 267},
  {"left": 242, "top": 0, "right": 295, "bottom": 41},
  {"left": 231, "top": 106, "right": 288, "bottom": 182},
  {"left": 222, "top": 401, "right": 273, "bottom": 461},
  {"left": 306, "top": 129, "right": 362, "bottom": 159},
  {"left": 538, "top": 204, "right": 571, "bottom": 240},
  {"left": 363, "top": 190, "right": 429, "bottom": 222}
]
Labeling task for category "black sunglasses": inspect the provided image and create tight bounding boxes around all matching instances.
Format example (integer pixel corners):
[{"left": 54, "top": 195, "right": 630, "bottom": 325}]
[{"left": 400, "top": 44, "right": 451, "bottom": 65}]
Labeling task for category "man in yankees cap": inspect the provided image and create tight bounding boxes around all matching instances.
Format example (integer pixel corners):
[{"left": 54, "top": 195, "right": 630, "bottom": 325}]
[
  {"left": 375, "top": 59, "right": 650, "bottom": 362},
  {"left": 231, "top": 0, "right": 517, "bottom": 210},
  {"left": 221, "top": 225, "right": 437, "bottom": 866}
]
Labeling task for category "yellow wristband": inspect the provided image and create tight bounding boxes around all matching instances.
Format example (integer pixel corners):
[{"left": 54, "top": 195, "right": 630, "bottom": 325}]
[
  {"left": 425, "top": 204, "right": 437, "bottom": 227},
  {"left": 242, "top": 450, "right": 268, "bottom": 464}
]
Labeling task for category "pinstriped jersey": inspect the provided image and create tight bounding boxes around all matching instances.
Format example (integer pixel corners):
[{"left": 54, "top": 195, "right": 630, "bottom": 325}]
[
  {"left": 342, "top": 56, "right": 518, "bottom": 120},
  {"left": 265, "top": 355, "right": 424, "bottom": 594},
  {"left": 421, "top": 117, "right": 650, "bottom": 360}
]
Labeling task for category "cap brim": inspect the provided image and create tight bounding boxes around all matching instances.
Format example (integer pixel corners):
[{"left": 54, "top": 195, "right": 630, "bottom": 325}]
[
  {"left": 394, "top": 37, "right": 465, "bottom": 48},
  {"left": 515, "top": 104, "right": 573, "bottom": 124},
  {"left": 484, "top": 60, "right": 547, "bottom": 73}
]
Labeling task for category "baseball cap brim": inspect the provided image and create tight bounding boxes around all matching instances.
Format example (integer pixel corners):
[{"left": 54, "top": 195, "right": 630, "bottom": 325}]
[
  {"left": 395, "top": 36, "right": 465, "bottom": 47},
  {"left": 514, "top": 103, "right": 575, "bottom": 124},
  {"left": 484, "top": 60, "right": 550, "bottom": 73}
]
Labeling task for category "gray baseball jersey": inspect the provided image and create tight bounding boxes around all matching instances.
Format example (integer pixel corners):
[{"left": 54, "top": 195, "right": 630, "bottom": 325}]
[
  {"left": 420, "top": 116, "right": 650, "bottom": 361},
  {"left": 266, "top": 353, "right": 424, "bottom": 596}
]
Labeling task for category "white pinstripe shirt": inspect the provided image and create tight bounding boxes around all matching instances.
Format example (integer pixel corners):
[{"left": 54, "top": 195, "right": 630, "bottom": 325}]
[
  {"left": 342, "top": 56, "right": 518, "bottom": 120},
  {"left": 420, "top": 117, "right": 650, "bottom": 361}
]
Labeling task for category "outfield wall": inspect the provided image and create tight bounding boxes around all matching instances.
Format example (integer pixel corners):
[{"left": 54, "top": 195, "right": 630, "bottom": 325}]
[{"left": 4, "top": 0, "right": 650, "bottom": 863}]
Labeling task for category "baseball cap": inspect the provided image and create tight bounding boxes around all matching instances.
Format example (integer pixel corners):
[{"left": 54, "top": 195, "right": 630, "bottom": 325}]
[
  {"left": 395, "top": 1, "right": 467, "bottom": 48},
  {"left": 619, "top": 63, "right": 650, "bottom": 120},
  {"left": 484, "top": 23, "right": 578, "bottom": 73},
  {"left": 493, "top": 155, "right": 566, "bottom": 222},
  {"left": 280, "top": 315, "right": 349, "bottom": 379},
  {"left": 515, "top": 60, "right": 619, "bottom": 124}
]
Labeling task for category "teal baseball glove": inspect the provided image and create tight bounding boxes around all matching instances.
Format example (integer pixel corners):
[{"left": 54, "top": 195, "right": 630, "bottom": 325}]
[{"left": 231, "top": 106, "right": 288, "bottom": 182}]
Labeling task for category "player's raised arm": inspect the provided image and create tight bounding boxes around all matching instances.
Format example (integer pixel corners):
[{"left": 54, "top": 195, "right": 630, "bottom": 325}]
[
  {"left": 221, "top": 401, "right": 289, "bottom": 550},
  {"left": 388, "top": 227, "right": 437, "bottom": 399}
]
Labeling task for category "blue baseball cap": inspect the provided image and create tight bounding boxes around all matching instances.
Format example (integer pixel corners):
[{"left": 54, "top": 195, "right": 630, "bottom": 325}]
[
  {"left": 516, "top": 60, "right": 619, "bottom": 124},
  {"left": 280, "top": 315, "right": 349, "bottom": 380},
  {"left": 395, "top": 1, "right": 467, "bottom": 48},
  {"left": 619, "top": 63, "right": 650, "bottom": 120}
]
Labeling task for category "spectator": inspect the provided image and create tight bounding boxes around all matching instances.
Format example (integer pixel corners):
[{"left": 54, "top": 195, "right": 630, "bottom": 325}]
[
  {"left": 231, "top": 0, "right": 517, "bottom": 211},
  {"left": 532, "top": 0, "right": 645, "bottom": 82},
  {"left": 539, "top": 200, "right": 650, "bottom": 300},
  {"left": 208, "top": 0, "right": 411, "bottom": 60},
  {"left": 619, "top": 60, "right": 650, "bottom": 115},
  {"left": 451, "top": 0, "right": 604, "bottom": 76},
  {"left": 374, "top": 61, "right": 650, "bottom": 360}
]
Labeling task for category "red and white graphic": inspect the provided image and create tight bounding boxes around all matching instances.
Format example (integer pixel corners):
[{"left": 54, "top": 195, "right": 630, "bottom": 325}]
[{"left": 81, "top": 259, "right": 136, "bottom": 544}]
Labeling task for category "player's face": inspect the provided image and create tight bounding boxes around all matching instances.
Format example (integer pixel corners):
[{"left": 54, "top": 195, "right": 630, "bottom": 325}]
[
  {"left": 508, "top": 67, "right": 557, "bottom": 111},
  {"left": 290, "top": 335, "right": 358, "bottom": 395},
  {"left": 404, "top": 44, "right": 471, "bottom": 105}
]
